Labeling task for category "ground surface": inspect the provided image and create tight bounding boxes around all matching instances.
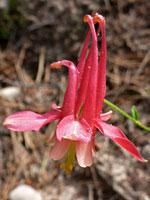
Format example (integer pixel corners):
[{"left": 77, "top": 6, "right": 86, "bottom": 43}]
[{"left": 0, "top": 0, "right": 150, "bottom": 199}]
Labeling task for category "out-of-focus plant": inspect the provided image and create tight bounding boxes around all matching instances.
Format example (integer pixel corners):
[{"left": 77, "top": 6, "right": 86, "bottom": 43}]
[{"left": 0, "top": 0, "right": 27, "bottom": 48}]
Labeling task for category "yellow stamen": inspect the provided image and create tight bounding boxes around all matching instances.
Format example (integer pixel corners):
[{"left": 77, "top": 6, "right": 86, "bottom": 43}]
[
  {"left": 60, "top": 141, "right": 76, "bottom": 174},
  {"left": 143, "top": 159, "right": 148, "bottom": 162}
]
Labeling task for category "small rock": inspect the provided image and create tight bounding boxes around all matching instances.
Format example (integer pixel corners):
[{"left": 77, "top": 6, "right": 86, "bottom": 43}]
[
  {"left": 0, "top": 0, "right": 8, "bottom": 10},
  {"left": 9, "top": 184, "right": 43, "bottom": 200},
  {"left": 0, "top": 87, "right": 21, "bottom": 100}
]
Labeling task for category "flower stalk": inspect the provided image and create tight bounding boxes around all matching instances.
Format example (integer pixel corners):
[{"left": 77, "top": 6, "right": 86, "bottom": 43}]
[{"left": 104, "top": 99, "right": 150, "bottom": 132}]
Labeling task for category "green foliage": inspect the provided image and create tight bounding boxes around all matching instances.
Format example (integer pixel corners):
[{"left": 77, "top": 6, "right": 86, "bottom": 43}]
[
  {"left": 9, "top": 0, "right": 19, "bottom": 13},
  {"left": 0, "top": 0, "right": 27, "bottom": 48},
  {"left": 131, "top": 106, "right": 139, "bottom": 121}
]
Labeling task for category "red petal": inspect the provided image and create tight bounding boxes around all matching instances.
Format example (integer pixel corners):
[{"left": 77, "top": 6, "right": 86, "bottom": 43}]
[
  {"left": 56, "top": 115, "right": 92, "bottom": 143},
  {"left": 100, "top": 110, "right": 112, "bottom": 121},
  {"left": 94, "top": 120, "right": 146, "bottom": 162},
  {"left": 3, "top": 110, "right": 61, "bottom": 132},
  {"left": 51, "top": 103, "right": 61, "bottom": 112},
  {"left": 94, "top": 14, "right": 107, "bottom": 117},
  {"left": 49, "top": 139, "right": 71, "bottom": 160},
  {"left": 77, "top": 30, "right": 91, "bottom": 86},
  {"left": 50, "top": 60, "right": 78, "bottom": 117},
  {"left": 75, "top": 48, "right": 92, "bottom": 115},
  {"left": 76, "top": 141, "right": 93, "bottom": 167},
  {"left": 82, "top": 15, "right": 98, "bottom": 124}
]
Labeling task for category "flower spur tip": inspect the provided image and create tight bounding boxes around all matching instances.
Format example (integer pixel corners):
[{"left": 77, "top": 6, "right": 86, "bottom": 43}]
[
  {"left": 93, "top": 13, "right": 105, "bottom": 23},
  {"left": 83, "top": 15, "right": 92, "bottom": 23},
  {"left": 50, "top": 62, "right": 61, "bottom": 69}
]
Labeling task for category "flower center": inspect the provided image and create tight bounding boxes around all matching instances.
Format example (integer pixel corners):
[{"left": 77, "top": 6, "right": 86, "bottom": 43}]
[{"left": 60, "top": 141, "right": 76, "bottom": 174}]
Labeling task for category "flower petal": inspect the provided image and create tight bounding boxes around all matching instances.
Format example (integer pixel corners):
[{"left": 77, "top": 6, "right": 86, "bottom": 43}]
[
  {"left": 49, "top": 139, "right": 71, "bottom": 160},
  {"left": 82, "top": 15, "right": 98, "bottom": 124},
  {"left": 94, "top": 14, "right": 107, "bottom": 117},
  {"left": 3, "top": 110, "right": 61, "bottom": 132},
  {"left": 75, "top": 48, "right": 92, "bottom": 115},
  {"left": 94, "top": 120, "right": 146, "bottom": 162},
  {"left": 100, "top": 110, "right": 112, "bottom": 121},
  {"left": 77, "top": 30, "right": 91, "bottom": 86},
  {"left": 51, "top": 103, "right": 62, "bottom": 112},
  {"left": 50, "top": 60, "right": 78, "bottom": 117},
  {"left": 56, "top": 115, "right": 92, "bottom": 143},
  {"left": 76, "top": 141, "right": 93, "bottom": 167}
]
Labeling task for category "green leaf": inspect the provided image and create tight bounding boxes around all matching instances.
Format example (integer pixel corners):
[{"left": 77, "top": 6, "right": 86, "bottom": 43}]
[{"left": 131, "top": 106, "right": 139, "bottom": 121}]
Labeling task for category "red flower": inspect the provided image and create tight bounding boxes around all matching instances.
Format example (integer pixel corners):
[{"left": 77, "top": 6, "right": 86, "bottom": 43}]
[{"left": 4, "top": 14, "right": 146, "bottom": 173}]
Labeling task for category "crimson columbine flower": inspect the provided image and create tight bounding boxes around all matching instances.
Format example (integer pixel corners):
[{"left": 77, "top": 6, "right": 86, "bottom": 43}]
[{"left": 3, "top": 13, "right": 146, "bottom": 173}]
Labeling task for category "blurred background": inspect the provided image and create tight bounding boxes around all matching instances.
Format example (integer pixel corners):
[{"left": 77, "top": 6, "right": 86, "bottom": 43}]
[{"left": 0, "top": 0, "right": 150, "bottom": 199}]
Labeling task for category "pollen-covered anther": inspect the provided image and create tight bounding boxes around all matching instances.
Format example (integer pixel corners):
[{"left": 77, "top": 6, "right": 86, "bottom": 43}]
[
  {"left": 93, "top": 13, "right": 105, "bottom": 24},
  {"left": 83, "top": 15, "right": 92, "bottom": 23},
  {"left": 50, "top": 62, "right": 61, "bottom": 69},
  {"left": 60, "top": 142, "right": 76, "bottom": 174}
]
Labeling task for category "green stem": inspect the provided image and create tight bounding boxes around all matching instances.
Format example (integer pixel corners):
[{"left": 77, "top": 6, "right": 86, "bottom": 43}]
[{"left": 104, "top": 99, "right": 150, "bottom": 132}]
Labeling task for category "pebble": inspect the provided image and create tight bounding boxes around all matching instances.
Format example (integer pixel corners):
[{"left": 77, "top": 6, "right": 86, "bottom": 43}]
[
  {"left": 0, "top": 87, "right": 21, "bottom": 100},
  {"left": 0, "top": 0, "right": 8, "bottom": 10},
  {"left": 9, "top": 184, "right": 43, "bottom": 200}
]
